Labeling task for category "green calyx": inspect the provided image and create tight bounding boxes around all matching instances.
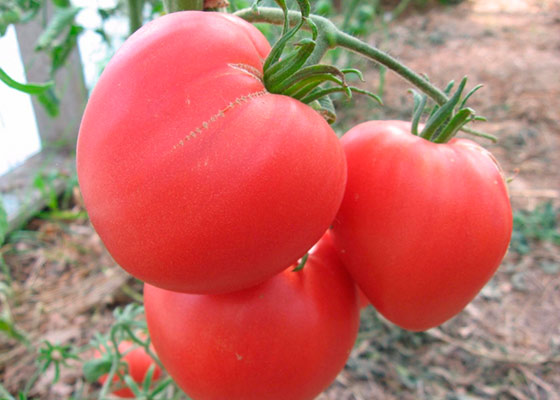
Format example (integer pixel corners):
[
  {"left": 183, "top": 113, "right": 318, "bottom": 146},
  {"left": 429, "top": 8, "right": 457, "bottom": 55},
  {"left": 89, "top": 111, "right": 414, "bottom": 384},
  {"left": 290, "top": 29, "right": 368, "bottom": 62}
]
[
  {"left": 260, "top": 0, "right": 381, "bottom": 123},
  {"left": 292, "top": 253, "right": 309, "bottom": 272},
  {"left": 409, "top": 77, "right": 494, "bottom": 143}
]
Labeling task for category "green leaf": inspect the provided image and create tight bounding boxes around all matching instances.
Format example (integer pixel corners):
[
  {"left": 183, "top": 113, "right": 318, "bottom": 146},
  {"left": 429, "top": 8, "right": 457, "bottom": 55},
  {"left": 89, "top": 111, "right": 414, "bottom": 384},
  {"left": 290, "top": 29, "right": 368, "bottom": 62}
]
[
  {"left": 0, "top": 314, "right": 29, "bottom": 345},
  {"left": 51, "top": 0, "right": 71, "bottom": 7},
  {"left": 0, "top": 196, "right": 7, "bottom": 245},
  {"left": 0, "top": 67, "right": 53, "bottom": 95},
  {"left": 37, "top": 88, "right": 60, "bottom": 117},
  {"left": 83, "top": 357, "right": 112, "bottom": 382},
  {"left": 51, "top": 24, "right": 83, "bottom": 73},
  {"left": 0, "top": 9, "right": 20, "bottom": 36},
  {"left": 35, "top": 6, "right": 81, "bottom": 51}
]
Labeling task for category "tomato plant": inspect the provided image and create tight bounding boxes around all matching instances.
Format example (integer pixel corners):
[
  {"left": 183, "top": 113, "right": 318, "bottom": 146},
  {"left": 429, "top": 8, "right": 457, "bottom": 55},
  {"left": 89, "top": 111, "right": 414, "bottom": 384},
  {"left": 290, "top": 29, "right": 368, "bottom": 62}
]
[
  {"left": 77, "top": 11, "right": 347, "bottom": 294},
  {"left": 144, "top": 232, "right": 360, "bottom": 400},
  {"left": 331, "top": 118, "right": 512, "bottom": 331},
  {"left": 94, "top": 340, "right": 162, "bottom": 398}
]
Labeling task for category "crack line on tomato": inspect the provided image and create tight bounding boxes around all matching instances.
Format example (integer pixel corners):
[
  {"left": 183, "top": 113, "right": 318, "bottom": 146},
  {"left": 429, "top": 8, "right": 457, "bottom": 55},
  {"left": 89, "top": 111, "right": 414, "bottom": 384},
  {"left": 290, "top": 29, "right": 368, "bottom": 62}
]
[{"left": 171, "top": 89, "right": 268, "bottom": 150}]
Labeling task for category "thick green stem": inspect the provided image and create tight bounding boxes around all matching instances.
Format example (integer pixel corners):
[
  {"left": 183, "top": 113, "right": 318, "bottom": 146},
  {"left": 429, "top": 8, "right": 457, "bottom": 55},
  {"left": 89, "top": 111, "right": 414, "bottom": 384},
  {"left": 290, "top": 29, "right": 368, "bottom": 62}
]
[
  {"left": 234, "top": 7, "right": 448, "bottom": 105},
  {"left": 163, "top": 0, "right": 203, "bottom": 12},
  {"left": 304, "top": 32, "right": 331, "bottom": 66},
  {"left": 127, "top": 0, "right": 144, "bottom": 35},
  {"left": 235, "top": 6, "right": 496, "bottom": 141},
  {"left": 335, "top": 31, "right": 448, "bottom": 105}
]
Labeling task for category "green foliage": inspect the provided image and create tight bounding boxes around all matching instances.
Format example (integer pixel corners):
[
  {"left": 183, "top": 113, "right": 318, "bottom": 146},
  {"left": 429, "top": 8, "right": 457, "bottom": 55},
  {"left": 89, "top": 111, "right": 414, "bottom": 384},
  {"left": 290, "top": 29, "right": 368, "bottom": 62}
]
[
  {"left": 35, "top": 6, "right": 81, "bottom": 51},
  {"left": 0, "top": 68, "right": 53, "bottom": 95},
  {"left": 0, "top": 196, "right": 7, "bottom": 246},
  {"left": 37, "top": 341, "right": 80, "bottom": 384},
  {"left": 0, "top": 281, "right": 29, "bottom": 346},
  {"left": 0, "top": 303, "right": 183, "bottom": 399},
  {"left": 511, "top": 202, "right": 560, "bottom": 254},
  {"left": 33, "top": 171, "right": 61, "bottom": 212},
  {"left": 1, "top": 0, "right": 165, "bottom": 118},
  {"left": 83, "top": 303, "right": 179, "bottom": 399},
  {"left": 0, "top": 0, "right": 41, "bottom": 35},
  {"left": 0, "top": 66, "right": 58, "bottom": 115},
  {"left": 36, "top": 86, "right": 60, "bottom": 117}
]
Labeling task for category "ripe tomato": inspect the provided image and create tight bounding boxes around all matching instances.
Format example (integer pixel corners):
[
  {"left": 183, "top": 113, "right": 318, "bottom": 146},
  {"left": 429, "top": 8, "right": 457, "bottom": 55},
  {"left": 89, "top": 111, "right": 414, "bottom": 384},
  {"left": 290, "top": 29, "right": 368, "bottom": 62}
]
[
  {"left": 95, "top": 340, "right": 161, "bottom": 398},
  {"left": 331, "top": 120, "right": 512, "bottom": 331},
  {"left": 77, "top": 12, "right": 346, "bottom": 294},
  {"left": 144, "top": 233, "right": 360, "bottom": 400}
]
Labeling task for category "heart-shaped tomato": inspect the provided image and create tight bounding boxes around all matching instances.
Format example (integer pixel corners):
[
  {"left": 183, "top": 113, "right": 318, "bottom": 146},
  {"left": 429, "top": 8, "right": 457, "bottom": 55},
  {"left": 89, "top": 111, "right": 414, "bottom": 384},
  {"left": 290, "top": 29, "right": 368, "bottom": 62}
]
[{"left": 332, "top": 120, "right": 512, "bottom": 331}]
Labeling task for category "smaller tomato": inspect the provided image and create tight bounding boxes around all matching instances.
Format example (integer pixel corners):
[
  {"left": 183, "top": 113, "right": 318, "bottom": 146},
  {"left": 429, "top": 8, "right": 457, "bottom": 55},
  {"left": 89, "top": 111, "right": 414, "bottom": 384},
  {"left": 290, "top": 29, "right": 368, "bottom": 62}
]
[
  {"left": 95, "top": 340, "right": 161, "bottom": 398},
  {"left": 332, "top": 120, "right": 512, "bottom": 331},
  {"left": 144, "top": 231, "right": 360, "bottom": 400}
]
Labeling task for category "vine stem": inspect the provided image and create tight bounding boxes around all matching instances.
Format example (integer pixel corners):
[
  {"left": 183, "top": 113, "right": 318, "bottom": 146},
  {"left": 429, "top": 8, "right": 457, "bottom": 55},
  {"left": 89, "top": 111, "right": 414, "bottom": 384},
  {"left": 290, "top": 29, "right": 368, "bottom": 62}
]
[
  {"left": 127, "top": 0, "right": 144, "bottom": 35},
  {"left": 163, "top": 0, "right": 203, "bottom": 12},
  {"left": 234, "top": 7, "right": 448, "bottom": 105},
  {"left": 235, "top": 6, "right": 496, "bottom": 141}
]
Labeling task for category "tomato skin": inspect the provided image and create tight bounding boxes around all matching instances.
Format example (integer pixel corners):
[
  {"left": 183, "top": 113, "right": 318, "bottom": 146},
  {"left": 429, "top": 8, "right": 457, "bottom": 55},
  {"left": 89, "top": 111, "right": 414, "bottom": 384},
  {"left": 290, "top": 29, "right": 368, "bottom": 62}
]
[
  {"left": 76, "top": 11, "right": 347, "bottom": 294},
  {"left": 96, "top": 341, "right": 161, "bottom": 398},
  {"left": 144, "top": 233, "right": 360, "bottom": 400},
  {"left": 331, "top": 121, "right": 513, "bottom": 331}
]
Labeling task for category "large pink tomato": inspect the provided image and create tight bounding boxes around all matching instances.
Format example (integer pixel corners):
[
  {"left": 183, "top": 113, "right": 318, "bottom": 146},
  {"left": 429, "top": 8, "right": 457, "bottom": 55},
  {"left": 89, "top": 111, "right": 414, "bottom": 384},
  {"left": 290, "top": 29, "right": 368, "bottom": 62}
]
[
  {"left": 332, "top": 121, "right": 512, "bottom": 331},
  {"left": 77, "top": 12, "right": 346, "bottom": 294},
  {"left": 144, "top": 233, "right": 360, "bottom": 400}
]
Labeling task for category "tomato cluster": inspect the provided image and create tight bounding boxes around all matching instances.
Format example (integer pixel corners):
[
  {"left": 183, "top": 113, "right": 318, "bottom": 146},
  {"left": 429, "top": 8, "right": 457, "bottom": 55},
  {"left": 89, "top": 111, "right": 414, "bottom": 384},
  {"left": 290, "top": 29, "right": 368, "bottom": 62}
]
[{"left": 77, "top": 11, "right": 512, "bottom": 400}]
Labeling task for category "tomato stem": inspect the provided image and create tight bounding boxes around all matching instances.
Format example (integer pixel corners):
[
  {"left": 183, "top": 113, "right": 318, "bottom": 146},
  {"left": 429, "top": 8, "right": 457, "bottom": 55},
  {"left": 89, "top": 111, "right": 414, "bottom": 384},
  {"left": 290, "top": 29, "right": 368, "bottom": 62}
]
[
  {"left": 127, "top": 0, "right": 144, "bottom": 35},
  {"left": 235, "top": 8, "right": 448, "bottom": 104},
  {"left": 163, "top": 0, "right": 203, "bottom": 12},
  {"left": 235, "top": 7, "right": 496, "bottom": 141},
  {"left": 258, "top": 1, "right": 379, "bottom": 123}
]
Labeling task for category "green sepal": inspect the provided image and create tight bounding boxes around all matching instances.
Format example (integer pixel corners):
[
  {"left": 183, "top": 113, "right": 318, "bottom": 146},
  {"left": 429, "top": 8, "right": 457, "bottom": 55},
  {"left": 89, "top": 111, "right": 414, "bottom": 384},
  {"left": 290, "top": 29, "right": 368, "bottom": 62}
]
[
  {"left": 292, "top": 253, "right": 309, "bottom": 272},
  {"left": 285, "top": 76, "right": 326, "bottom": 100},
  {"left": 459, "top": 84, "right": 483, "bottom": 109},
  {"left": 263, "top": 0, "right": 308, "bottom": 72},
  {"left": 341, "top": 68, "right": 365, "bottom": 81},
  {"left": 443, "top": 80, "right": 455, "bottom": 95},
  {"left": 264, "top": 38, "right": 316, "bottom": 89},
  {"left": 409, "top": 89, "right": 427, "bottom": 136},
  {"left": 301, "top": 85, "right": 382, "bottom": 106},
  {"left": 434, "top": 108, "right": 475, "bottom": 143},
  {"left": 420, "top": 77, "right": 467, "bottom": 140},
  {"left": 269, "top": 64, "right": 347, "bottom": 95}
]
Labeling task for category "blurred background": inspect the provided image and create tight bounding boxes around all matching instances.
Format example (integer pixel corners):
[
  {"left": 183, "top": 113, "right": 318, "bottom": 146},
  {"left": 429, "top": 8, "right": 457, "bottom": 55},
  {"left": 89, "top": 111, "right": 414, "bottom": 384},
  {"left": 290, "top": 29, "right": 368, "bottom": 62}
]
[{"left": 1, "top": 0, "right": 559, "bottom": 398}]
